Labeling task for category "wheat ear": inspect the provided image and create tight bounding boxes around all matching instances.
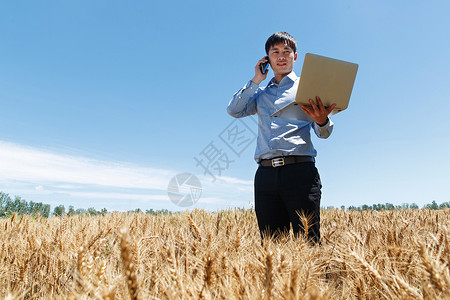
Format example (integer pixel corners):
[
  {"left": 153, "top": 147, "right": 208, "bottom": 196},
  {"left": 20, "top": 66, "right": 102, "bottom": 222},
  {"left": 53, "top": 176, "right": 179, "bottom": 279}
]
[
  {"left": 187, "top": 215, "right": 202, "bottom": 242},
  {"left": 418, "top": 242, "right": 447, "bottom": 293},
  {"left": 120, "top": 229, "right": 140, "bottom": 300}
]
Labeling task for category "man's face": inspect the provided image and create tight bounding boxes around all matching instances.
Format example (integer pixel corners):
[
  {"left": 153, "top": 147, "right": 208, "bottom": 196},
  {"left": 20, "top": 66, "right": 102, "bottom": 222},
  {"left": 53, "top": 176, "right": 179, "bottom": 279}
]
[{"left": 268, "top": 43, "right": 297, "bottom": 76}]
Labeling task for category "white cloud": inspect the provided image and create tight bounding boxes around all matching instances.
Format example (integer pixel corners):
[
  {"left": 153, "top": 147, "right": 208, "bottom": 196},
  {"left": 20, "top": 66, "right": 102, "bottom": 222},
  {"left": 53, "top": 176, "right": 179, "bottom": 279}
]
[
  {"left": 196, "top": 196, "right": 250, "bottom": 208},
  {"left": 0, "top": 140, "right": 172, "bottom": 190},
  {"left": 215, "top": 175, "right": 253, "bottom": 186},
  {"left": 0, "top": 140, "right": 254, "bottom": 210}
]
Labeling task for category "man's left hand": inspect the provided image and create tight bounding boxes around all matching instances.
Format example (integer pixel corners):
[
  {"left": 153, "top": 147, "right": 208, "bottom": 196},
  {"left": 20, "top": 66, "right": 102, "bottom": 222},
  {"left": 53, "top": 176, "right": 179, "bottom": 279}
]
[{"left": 301, "top": 96, "right": 337, "bottom": 126}]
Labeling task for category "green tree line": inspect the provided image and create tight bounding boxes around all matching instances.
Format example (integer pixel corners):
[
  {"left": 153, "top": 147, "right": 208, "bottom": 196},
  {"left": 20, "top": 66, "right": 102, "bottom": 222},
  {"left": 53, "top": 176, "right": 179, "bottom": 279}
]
[
  {"left": 1, "top": 191, "right": 449, "bottom": 218},
  {"left": 328, "top": 200, "right": 450, "bottom": 211},
  {"left": 0, "top": 191, "right": 172, "bottom": 217},
  {"left": 0, "top": 192, "right": 50, "bottom": 217}
]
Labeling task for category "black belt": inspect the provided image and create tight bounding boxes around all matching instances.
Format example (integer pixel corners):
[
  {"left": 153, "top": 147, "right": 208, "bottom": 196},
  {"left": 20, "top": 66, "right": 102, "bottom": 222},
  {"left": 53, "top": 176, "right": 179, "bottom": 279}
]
[{"left": 259, "top": 156, "right": 315, "bottom": 167}]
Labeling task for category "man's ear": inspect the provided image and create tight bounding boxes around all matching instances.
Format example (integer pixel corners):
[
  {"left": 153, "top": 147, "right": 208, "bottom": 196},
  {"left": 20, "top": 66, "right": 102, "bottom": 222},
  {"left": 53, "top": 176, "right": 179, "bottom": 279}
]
[{"left": 294, "top": 52, "right": 298, "bottom": 61}]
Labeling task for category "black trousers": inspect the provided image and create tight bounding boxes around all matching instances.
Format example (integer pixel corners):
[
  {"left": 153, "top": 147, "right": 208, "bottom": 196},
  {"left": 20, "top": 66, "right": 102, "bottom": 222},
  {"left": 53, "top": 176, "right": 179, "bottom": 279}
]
[{"left": 254, "top": 161, "right": 322, "bottom": 243}]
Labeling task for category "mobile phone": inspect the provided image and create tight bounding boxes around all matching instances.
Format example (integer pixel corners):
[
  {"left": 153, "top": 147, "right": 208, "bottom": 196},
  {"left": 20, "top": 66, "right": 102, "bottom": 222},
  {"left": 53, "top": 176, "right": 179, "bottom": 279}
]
[{"left": 260, "top": 56, "right": 269, "bottom": 74}]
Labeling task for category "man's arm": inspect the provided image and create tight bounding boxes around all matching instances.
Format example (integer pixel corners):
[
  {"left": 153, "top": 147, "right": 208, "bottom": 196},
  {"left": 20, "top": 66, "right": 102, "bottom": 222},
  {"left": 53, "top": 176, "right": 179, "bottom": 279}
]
[
  {"left": 312, "top": 117, "right": 334, "bottom": 139},
  {"left": 301, "top": 96, "right": 335, "bottom": 139},
  {"left": 227, "top": 57, "right": 269, "bottom": 118},
  {"left": 227, "top": 81, "right": 259, "bottom": 118}
]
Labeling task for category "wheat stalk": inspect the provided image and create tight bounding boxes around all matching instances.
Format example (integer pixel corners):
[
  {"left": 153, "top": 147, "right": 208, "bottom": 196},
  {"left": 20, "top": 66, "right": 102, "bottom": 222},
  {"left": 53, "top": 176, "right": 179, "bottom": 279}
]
[
  {"left": 263, "top": 251, "right": 274, "bottom": 300},
  {"left": 1, "top": 207, "right": 449, "bottom": 298}
]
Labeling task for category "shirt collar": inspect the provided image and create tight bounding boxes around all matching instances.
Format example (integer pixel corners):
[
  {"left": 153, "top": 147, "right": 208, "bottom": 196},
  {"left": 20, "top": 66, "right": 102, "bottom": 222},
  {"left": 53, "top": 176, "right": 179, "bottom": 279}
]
[{"left": 267, "top": 71, "right": 298, "bottom": 87}]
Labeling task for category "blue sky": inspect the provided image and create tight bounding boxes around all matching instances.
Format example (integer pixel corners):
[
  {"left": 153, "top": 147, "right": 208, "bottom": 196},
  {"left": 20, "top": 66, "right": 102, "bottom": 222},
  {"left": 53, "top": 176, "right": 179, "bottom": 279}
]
[{"left": 1, "top": 0, "right": 449, "bottom": 212}]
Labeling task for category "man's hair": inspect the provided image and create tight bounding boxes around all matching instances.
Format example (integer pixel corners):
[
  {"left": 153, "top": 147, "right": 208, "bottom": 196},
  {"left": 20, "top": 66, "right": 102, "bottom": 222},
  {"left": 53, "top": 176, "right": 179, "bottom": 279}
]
[{"left": 265, "top": 32, "right": 297, "bottom": 54}]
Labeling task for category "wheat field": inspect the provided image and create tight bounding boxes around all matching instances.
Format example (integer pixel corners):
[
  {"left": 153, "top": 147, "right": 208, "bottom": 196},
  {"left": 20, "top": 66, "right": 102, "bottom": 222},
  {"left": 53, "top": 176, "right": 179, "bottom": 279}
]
[{"left": 1, "top": 208, "right": 449, "bottom": 299}]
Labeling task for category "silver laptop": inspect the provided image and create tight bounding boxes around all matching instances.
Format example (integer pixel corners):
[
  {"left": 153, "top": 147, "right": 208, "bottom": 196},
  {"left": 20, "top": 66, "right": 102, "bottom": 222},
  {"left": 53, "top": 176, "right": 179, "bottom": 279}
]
[{"left": 271, "top": 53, "right": 358, "bottom": 119}]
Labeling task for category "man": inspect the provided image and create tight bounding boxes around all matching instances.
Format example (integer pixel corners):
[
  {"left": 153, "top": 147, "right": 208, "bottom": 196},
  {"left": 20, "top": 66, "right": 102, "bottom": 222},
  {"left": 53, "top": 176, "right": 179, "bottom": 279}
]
[{"left": 227, "top": 32, "right": 336, "bottom": 243}]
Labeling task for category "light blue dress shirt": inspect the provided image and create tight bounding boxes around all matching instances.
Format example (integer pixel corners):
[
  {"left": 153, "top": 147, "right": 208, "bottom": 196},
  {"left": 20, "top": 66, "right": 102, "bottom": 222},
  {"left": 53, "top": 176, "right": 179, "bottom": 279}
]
[{"left": 227, "top": 71, "right": 333, "bottom": 162}]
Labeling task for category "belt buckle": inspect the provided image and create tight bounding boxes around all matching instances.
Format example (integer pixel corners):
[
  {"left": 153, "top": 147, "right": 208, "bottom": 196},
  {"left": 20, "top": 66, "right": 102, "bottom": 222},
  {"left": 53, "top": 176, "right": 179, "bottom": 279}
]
[{"left": 272, "top": 157, "right": 285, "bottom": 167}]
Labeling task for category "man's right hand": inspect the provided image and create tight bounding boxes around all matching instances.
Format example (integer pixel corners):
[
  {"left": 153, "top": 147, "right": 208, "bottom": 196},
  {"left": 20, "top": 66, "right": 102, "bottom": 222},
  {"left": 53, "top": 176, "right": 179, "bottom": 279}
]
[{"left": 251, "top": 56, "right": 269, "bottom": 85}]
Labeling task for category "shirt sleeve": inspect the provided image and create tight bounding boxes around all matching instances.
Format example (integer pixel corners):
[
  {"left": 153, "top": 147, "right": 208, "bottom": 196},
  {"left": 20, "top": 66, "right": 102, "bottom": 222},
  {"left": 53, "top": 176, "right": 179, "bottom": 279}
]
[
  {"left": 227, "top": 80, "right": 260, "bottom": 118},
  {"left": 312, "top": 118, "right": 334, "bottom": 139}
]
